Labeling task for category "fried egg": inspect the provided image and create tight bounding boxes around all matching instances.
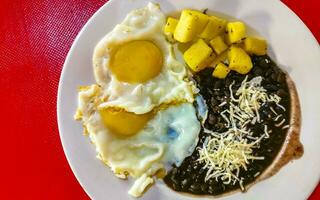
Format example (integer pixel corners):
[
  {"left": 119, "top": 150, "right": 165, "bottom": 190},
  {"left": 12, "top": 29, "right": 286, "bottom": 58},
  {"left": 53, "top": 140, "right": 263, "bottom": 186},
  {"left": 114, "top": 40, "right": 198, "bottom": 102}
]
[
  {"left": 75, "top": 3, "right": 201, "bottom": 197},
  {"left": 92, "top": 2, "right": 195, "bottom": 114},
  {"left": 75, "top": 85, "right": 200, "bottom": 197}
]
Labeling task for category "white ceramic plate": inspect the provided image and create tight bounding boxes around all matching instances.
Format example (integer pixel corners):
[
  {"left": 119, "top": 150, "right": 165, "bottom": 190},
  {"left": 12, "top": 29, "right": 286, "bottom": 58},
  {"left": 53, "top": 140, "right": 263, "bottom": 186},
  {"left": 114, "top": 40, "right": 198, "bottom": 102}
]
[{"left": 57, "top": 0, "right": 320, "bottom": 199}]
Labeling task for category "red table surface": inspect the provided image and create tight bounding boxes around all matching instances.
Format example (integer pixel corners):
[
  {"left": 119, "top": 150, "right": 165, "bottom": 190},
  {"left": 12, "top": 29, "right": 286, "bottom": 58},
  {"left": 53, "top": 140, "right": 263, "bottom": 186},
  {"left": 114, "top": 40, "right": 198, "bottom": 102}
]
[{"left": 0, "top": 0, "right": 319, "bottom": 199}]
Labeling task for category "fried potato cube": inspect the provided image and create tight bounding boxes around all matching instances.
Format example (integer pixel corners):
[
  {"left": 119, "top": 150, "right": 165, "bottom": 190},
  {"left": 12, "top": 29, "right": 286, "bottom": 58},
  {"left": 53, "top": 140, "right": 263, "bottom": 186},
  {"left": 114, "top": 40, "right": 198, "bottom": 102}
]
[
  {"left": 184, "top": 39, "right": 214, "bottom": 72},
  {"left": 177, "top": 41, "right": 193, "bottom": 53},
  {"left": 226, "top": 21, "right": 246, "bottom": 43},
  {"left": 211, "top": 50, "right": 228, "bottom": 67},
  {"left": 164, "top": 17, "right": 178, "bottom": 34},
  {"left": 202, "top": 53, "right": 217, "bottom": 69},
  {"left": 212, "top": 62, "right": 230, "bottom": 79},
  {"left": 209, "top": 36, "right": 229, "bottom": 55},
  {"left": 174, "top": 10, "right": 209, "bottom": 43},
  {"left": 228, "top": 46, "right": 253, "bottom": 74},
  {"left": 200, "top": 16, "right": 227, "bottom": 40},
  {"left": 244, "top": 37, "right": 267, "bottom": 55}
]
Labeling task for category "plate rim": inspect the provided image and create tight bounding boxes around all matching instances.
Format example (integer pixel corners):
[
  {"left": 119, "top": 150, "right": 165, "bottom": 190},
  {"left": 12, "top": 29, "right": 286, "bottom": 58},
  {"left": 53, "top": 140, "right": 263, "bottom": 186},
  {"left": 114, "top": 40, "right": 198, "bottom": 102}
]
[{"left": 57, "top": 0, "right": 320, "bottom": 199}]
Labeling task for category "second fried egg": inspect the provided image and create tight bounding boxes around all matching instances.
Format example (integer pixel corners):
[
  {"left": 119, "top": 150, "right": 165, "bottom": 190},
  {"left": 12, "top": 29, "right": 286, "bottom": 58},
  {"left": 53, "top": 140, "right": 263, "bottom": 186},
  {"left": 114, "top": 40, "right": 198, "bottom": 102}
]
[{"left": 75, "top": 85, "right": 200, "bottom": 197}]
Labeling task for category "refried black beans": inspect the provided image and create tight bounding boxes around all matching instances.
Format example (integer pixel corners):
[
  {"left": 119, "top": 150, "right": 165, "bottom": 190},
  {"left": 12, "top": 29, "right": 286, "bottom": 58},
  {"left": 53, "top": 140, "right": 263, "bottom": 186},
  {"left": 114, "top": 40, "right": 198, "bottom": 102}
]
[{"left": 164, "top": 55, "right": 291, "bottom": 195}]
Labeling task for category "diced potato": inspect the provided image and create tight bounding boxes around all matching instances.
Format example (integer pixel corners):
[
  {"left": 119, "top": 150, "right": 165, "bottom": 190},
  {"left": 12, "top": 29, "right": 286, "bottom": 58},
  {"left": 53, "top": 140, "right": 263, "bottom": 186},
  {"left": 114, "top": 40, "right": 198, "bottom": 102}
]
[
  {"left": 226, "top": 21, "right": 246, "bottom": 43},
  {"left": 200, "top": 16, "right": 227, "bottom": 40},
  {"left": 209, "top": 36, "right": 228, "bottom": 55},
  {"left": 184, "top": 39, "right": 214, "bottom": 72},
  {"left": 211, "top": 50, "right": 228, "bottom": 67},
  {"left": 244, "top": 37, "right": 267, "bottom": 55},
  {"left": 223, "top": 31, "right": 244, "bottom": 46},
  {"left": 212, "top": 62, "right": 230, "bottom": 79},
  {"left": 202, "top": 53, "right": 216, "bottom": 69},
  {"left": 164, "top": 17, "right": 178, "bottom": 34},
  {"left": 174, "top": 10, "right": 209, "bottom": 43},
  {"left": 228, "top": 46, "right": 253, "bottom": 74},
  {"left": 222, "top": 30, "right": 231, "bottom": 45},
  {"left": 178, "top": 41, "right": 193, "bottom": 53}
]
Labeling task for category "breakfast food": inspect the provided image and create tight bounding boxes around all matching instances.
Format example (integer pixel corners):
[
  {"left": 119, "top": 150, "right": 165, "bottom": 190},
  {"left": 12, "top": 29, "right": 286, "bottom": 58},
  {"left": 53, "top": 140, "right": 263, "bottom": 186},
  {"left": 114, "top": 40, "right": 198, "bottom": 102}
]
[{"left": 75, "top": 2, "right": 303, "bottom": 198}]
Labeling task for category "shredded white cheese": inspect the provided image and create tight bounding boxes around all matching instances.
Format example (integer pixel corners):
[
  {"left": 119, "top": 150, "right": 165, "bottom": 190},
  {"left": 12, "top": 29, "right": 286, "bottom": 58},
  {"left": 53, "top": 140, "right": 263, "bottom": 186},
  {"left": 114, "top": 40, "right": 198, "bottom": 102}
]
[
  {"left": 274, "top": 114, "right": 283, "bottom": 121},
  {"left": 197, "top": 76, "right": 286, "bottom": 190},
  {"left": 275, "top": 119, "right": 286, "bottom": 127},
  {"left": 282, "top": 124, "right": 290, "bottom": 130}
]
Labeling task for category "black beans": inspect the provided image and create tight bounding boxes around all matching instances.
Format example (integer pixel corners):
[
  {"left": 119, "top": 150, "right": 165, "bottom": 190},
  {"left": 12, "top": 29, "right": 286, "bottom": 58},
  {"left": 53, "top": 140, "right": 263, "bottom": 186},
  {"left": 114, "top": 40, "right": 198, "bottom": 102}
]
[
  {"left": 215, "top": 122, "right": 225, "bottom": 131},
  {"left": 277, "top": 73, "right": 285, "bottom": 83},
  {"left": 265, "top": 69, "right": 274, "bottom": 77},
  {"left": 181, "top": 179, "right": 190, "bottom": 189},
  {"left": 225, "top": 78, "right": 233, "bottom": 87},
  {"left": 199, "top": 167, "right": 206, "bottom": 174},
  {"left": 190, "top": 173, "right": 197, "bottom": 180},
  {"left": 208, "top": 185, "right": 215, "bottom": 194},
  {"left": 224, "top": 89, "right": 230, "bottom": 97},
  {"left": 212, "top": 105, "right": 221, "bottom": 113},
  {"left": 164, "top": 55, "right": 290, "bottom": 196},
  {"left": 210, "top": 97, "right": 218, "bottom": 107},
  {"left": 193, "top": 164, "right": 200, "bottom": 170},
  {"left": 253, "top": 67, "right": 263, "bottom": 76},
  {"left": 213, "top": 90, "right": 220, "bottom": 96},
  {"left": 260, "top": 109, "right": 270, "bottom": 119},
  {"left": 271, "top": 73, "right": 277, "bottom": 82},
  {"left": 276, "top": 89, "right": 288, "bottom": 97},
  {"left": 213, "top": 80, "right": 222, "bottom": 90},
  {"left": 170, "top": 175, "right": 179, "bottom": 186},
  {"left": 208, "top": 114, "right": 217, "bottom": 125},
  {"left": 265, "top": 84, "right": 278, "bottom": 91},
  {"left": 201, "top": 183, "right": 208, "bottom": 192},
  {"left": 171, "top": 168, "right": 178, "bottom": 176},
  {"left": 190, "top": 183, "right": 201, "bottom": 193},
  {"left": 258, "top": 60, "right": 269, "bottom": 69},
  {"left": 171, "top": 182, "right": 181, "bottom": 190}
]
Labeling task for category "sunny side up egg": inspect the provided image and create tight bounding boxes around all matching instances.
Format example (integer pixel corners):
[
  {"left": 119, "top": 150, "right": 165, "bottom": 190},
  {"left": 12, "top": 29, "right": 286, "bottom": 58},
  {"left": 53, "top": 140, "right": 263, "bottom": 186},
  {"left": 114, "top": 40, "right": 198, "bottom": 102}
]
[
  {"left": 74, "top": 3, "right": 201, "bottom": 198},
  {"left": 76, "top": 85, "right": 200, "bottom": 197},
  {"left": 92, "top": 3, "right": 196, "bottom": 114}
]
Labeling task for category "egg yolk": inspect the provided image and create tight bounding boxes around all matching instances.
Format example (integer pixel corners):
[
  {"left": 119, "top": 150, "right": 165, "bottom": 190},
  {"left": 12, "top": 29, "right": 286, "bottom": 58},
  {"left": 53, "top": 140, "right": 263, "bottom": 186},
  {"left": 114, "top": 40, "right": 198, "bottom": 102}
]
[
  {"left": 109, "top": 40, "right": 163, "bottom": 83},
  {"left": 99, "top": 107, "right": 153, "bottom": 136}
]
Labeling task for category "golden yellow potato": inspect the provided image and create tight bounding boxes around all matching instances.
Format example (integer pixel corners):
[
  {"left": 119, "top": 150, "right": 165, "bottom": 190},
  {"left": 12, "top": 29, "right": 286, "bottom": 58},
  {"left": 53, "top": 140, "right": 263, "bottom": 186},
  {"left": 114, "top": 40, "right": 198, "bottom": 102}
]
[
  {"left": 209, "top": 35, "right": 229, "bottom": 55},
  {"left": 164, "top": 17, "right": 178, "bottom": 34},
  {"left": 183, "top": 39, "right": 214, "bottom": 72},
  {"left": 177, "top": 41, "right": 193, "bottom": 53},
  {"left": 244, "top": 37, "right": 267, "bottom": 55},
  {"left": 228, "top": 46, "right": 253, "bottom": 74},
  {"left": 200, "top": 16, "right": 227, "bottom": 40},
  {"left": 226, "top": 21, "right": 246, "bottom": 44},
  {"left": 212, "top": 62, "right": 230, "bottom": 79},
  {"left": 211, "top": 50, "right": 228, "bottom": 67},
  {"left": 174, "top": 10, "right": 209, "bottom": 43}
]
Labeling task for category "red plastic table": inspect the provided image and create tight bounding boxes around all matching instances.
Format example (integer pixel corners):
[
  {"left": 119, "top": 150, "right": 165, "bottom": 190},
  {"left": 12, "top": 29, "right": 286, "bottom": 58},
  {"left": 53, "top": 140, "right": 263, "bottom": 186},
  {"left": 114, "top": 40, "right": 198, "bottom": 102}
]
[{"left": 1, "top": 0, "right": 319, "bottom": 199}]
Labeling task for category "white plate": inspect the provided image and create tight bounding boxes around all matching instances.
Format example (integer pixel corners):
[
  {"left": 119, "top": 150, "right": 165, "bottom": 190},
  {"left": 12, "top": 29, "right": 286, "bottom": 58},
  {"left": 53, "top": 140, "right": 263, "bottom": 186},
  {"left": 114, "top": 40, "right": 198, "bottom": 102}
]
[{"left": 57, "top": 0, "right": 320, "bottom": 199}]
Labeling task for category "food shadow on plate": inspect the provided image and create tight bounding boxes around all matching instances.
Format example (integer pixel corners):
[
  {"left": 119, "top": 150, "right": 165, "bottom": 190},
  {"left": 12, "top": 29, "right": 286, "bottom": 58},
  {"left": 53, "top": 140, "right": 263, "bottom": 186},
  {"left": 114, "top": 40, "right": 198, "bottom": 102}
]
[
  {"left": 241, "top": 9, "right": 272, "bottom": 38},
  {"left": 212, "top": 0, "right": 241, "bottom": 16}
]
